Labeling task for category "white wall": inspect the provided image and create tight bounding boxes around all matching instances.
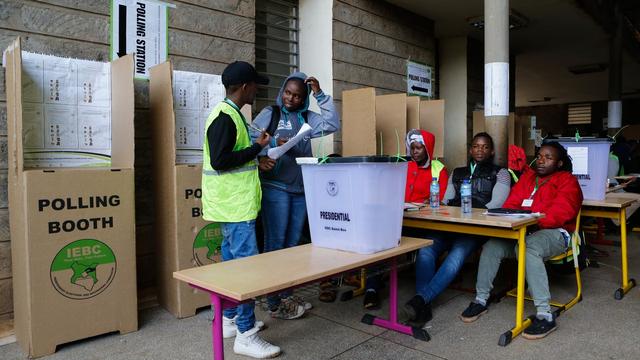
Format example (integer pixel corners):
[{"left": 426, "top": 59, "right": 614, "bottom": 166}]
[
  {"left": 299, "top": 0, "right": 334, "bottom": 156},
  {"left": 439, "top": 37, "right": 468, "bottom": 168}
]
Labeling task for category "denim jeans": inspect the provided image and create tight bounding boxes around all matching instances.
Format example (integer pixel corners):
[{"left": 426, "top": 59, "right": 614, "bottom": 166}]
[
  {"left": 261, "top": 186, "right": 307, "bottom": 308},
  {"left": 220, "top": 220, "right": 259, "bottom": 333},
  {"left": 475, "top": 229, "right": 567, "bottom": 314},
  {"left": 415, "top": 231, "right": 484, "bottom": 303}
]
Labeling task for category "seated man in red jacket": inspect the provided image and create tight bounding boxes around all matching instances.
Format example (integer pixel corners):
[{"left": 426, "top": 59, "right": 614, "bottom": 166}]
[{"left": 460, "top": 141, "right": 582, "bottom": 340}]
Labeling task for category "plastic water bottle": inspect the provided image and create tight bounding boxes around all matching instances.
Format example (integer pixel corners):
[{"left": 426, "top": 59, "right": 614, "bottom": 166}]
[
  {"left": 430, "top": 178, "right": 440, "bottom": 209},
  {"left": 461, "top": 179, "right": 472, "bottom": 214}
]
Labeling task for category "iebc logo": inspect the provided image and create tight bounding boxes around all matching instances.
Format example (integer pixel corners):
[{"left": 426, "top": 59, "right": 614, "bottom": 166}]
[{"left": 326, "top": 181, "right": 338, "bottom": 196}]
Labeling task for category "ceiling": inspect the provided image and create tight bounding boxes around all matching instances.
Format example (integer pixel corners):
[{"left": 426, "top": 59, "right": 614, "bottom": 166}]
[{"left": 385, "top": 0, "right": 640, "bottom": 107}]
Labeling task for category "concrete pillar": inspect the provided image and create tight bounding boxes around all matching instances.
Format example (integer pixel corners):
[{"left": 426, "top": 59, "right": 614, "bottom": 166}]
[
  {"left": 484, "top": 0, "right": 509, "bottom": 166},
  {"left": 299, "top": 0, "right": 334, "bottom": 155},
  {"left": 608, "top": 2, "right": 623, "bottom": 136}
]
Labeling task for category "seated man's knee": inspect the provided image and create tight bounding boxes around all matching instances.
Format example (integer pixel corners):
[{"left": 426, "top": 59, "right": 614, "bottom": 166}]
[
  {"left": 417, "top": 246, "right": 439, "bottom": 262},
  {"left": 481, "top": 239, "right": 508, "bottom": 259},
  {"left": 442, "top": 251, "right": 466, "bottom": 271}
]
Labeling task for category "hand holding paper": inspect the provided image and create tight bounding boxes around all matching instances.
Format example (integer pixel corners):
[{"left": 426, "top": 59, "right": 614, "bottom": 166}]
[{"left": 267, "top": 123, "right": 312, "bottom": 160}]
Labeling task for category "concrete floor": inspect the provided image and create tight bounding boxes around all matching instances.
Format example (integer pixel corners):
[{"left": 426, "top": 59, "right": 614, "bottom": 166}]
[{"left": 1, "top": 231, "right": 639, "bottom": 360}]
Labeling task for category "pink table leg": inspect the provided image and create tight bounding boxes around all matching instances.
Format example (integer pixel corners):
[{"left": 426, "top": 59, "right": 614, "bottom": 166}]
[
  {"left": 361, "top": 257, "right": 430, "bottom": 341},
  {"left": 210, "top": 293, "right": 225, "bottom": 360},
  {"left": 190, "top": 285, "right": 239, "bottom": 360}
]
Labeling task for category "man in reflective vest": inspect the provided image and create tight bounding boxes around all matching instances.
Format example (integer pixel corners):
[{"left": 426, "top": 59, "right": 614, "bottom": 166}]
[{"left": 202, "top": 61, "right": 281, "bottom": 359}]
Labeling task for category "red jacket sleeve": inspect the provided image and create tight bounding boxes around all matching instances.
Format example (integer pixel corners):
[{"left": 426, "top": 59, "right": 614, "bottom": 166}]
[
  {"left": 537, "top": 173, "right": 583, "bottom": 229},
  {"left": 438, "top": 168, "right": 449, "bottom": 201},
  {"left": 502, "top": 175, "right": 530, "bottom": 209}
]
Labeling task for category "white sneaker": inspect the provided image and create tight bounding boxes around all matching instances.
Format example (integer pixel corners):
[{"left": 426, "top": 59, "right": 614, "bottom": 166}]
[
  {"left": 233, "top": 325, "right": 281, "bottom": 359},
  {"left": 222, "top": 316, "right": 265, "bottom": 339}
]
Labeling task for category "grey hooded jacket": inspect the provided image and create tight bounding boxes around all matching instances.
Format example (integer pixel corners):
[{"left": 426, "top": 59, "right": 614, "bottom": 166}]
[{"left": 251, "top": 72, "right": 340, "bottom": 194}]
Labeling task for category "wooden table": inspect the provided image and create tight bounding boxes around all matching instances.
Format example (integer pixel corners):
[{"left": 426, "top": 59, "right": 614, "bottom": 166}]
[
  {"left": 174, "top": 237, "right": 432, "bottom": 360},
  {"left": 403, "top": 206, "right": 540, "bottom": 346},
  {"left": 582, "top": 195, "right": 638, "bottom": 299}
]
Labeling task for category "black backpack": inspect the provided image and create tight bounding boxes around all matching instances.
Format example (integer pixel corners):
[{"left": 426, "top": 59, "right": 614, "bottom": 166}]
[{"left": 266, "top": 105, "right": 308, "bottom": 136}]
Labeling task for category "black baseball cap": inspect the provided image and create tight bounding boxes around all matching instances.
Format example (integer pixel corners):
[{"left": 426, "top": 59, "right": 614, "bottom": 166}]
[{"left": 222, "top": 61, "right": 269, "bottom": 86}]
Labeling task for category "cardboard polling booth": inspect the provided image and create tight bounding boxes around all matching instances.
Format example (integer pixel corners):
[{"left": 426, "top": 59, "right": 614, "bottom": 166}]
[
  {"left": 419, "top": 99, "right": 445, "bottom": 158},
  {"left": 149, "top": 62, "right": 251, "bottom": 318},
  {"left": 342, "top": 88, "right": 444, "bottom": 157},
  {"left": 4, "top": 38, "right": 137, "bottom": 357}
]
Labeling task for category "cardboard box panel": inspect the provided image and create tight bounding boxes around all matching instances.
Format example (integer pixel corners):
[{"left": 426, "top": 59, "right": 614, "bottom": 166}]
[
  {"left": 149, "top": 62, "right": 219, "bottom": 318},
  {"left": 110, "top": 55, "right": 135, "bottom": 169},
  {"left": 376, "top": 94, "right": 406, "bottom": 156},
  {"left": 24, "top": 169, "right": 137, "bottom": 355},
  {"left": 174, "top": 165, "right": 216, "bottom": 317},
  {"left": 5, "top": 37, "right": 29, "bottom": 349},
  {"left": 406, "top": 96, "right": 420, "bottom": 131},
  {"left": 419, "top": 99, "right": 445, "bottom": 158},
  {"left": 15, "top": 49, "right": 133, "bottom": 169},
  {"left": 5, "top": 38, "right": 138, "bottom": 357},
  {"left": 342, "top": 88, "right": 376, "bottom": 156}
]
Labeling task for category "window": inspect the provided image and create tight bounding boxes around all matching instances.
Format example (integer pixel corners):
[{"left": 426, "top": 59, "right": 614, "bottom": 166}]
[
  {"left": 255, "top": 0, "right": 299, "bottom": 116},
  {"left": 567, "top": 103, "right": 592, "bottom": 125}
]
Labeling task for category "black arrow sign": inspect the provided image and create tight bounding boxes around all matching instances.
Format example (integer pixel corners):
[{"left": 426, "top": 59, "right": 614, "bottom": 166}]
[
  {"left": 411, "top": 85, "right": 429, "bottom": 94},
  {"left": 117, "top": 4, "right": 127, "bottom": 57}
]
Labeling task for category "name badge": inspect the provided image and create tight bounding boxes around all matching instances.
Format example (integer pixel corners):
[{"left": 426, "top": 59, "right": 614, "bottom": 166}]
[{"left": 522, "top": 199, "right": 533, "bottom": 207}]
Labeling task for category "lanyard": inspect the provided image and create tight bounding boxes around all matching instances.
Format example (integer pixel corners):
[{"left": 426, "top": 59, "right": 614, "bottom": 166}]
[
  {"left": 529, "top": 176, "right": 549, "bottom": 199},
  {"left": 469, "top": 162, "right": 477, "bottom": 179},
  {"left": 223, "top": 98, "right": 250, "bottom": 132},
  {"left": 224, "top": 98, "right": 244, "bottom": 119}
]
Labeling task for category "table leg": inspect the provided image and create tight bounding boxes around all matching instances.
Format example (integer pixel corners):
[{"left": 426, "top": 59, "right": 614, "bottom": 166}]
[
  {"left": 615, "top": 207, "right": 636, "bottom": 300},
  {"left": 211, "top": 293, "right": 225, "bottom": 360},
  {"left": 361, "top": 256, "right": 430, "bottom": 341},
  {"left": 499, "top": 227, "right": 532, "bottom": 346}
]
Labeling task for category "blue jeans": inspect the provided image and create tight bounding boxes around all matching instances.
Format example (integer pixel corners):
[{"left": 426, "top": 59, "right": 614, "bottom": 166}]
[
  {"left": 261, "top": 186, "right": 307, "bottom": 308},
  {"left": 415, "top": 231, "right": 484, "bottom": 303},
  {"left": 220, "top": 220, "right": 259, "bottom": 333}
]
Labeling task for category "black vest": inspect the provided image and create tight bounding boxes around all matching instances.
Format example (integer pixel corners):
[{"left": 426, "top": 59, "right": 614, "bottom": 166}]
[{"left": 449, "top": 161, "right": 502, "bottom": 208}]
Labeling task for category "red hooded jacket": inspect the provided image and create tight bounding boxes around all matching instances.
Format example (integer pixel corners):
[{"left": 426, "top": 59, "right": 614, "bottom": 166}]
[
  {"left": 404, "top": 130, "right": 449, "bottom": 203},
  {"left": 502, "top": 169, "right": 583, "bottom": 232}
]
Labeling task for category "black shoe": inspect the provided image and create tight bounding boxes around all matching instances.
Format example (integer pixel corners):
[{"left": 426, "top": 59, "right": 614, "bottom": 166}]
[
  {"left": 460, "top": 301, "right": 488, "bottom": 323},
  {"left": 402, "top": 295, "right": 432, "bottom": 327},
  {"left": 363, "top": 290, "right": 380, "bottom": 310},
  {"left": 523, "top": 316, "right": 557, "bottom": 340}
]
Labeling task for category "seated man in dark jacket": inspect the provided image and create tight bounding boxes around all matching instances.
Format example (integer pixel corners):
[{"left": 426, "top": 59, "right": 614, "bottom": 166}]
[{"left": 402, "top": 132, "right": 510, "bottom": 327}]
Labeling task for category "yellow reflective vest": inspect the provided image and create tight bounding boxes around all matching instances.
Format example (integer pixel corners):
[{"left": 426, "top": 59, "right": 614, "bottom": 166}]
[
  {"left": 202, "top": 100, "right": 261, "bottom": 222},
  {"left": 431, "top": 159, "right": 445, "bottom": 179}
]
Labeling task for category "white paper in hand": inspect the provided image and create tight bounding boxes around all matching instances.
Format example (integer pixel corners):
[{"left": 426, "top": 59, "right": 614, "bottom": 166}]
[{"left": 267, "top": 123, "right": 312, "bottom": 159}]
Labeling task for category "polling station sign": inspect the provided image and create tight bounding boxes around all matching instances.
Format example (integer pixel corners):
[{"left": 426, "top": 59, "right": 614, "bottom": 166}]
[
  {"left": 111, "top": 0, "right": 173, "bottom": 79},
  {"left": 407, "top": 61, "right": 432, "bottom": 98}
]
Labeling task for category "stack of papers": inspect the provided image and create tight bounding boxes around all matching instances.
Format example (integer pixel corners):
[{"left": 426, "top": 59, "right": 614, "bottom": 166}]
[
  {"left": 483, "top": 211, "right": 541, "bottom": 218},
  {"left": 267, "top": 123, "right": 312, "bottom": 160}
]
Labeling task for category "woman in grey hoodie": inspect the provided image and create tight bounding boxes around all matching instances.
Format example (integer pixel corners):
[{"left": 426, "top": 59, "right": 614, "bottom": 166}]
[{"left": 250, "top": 72, "right": 340, "bottom": 319}]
